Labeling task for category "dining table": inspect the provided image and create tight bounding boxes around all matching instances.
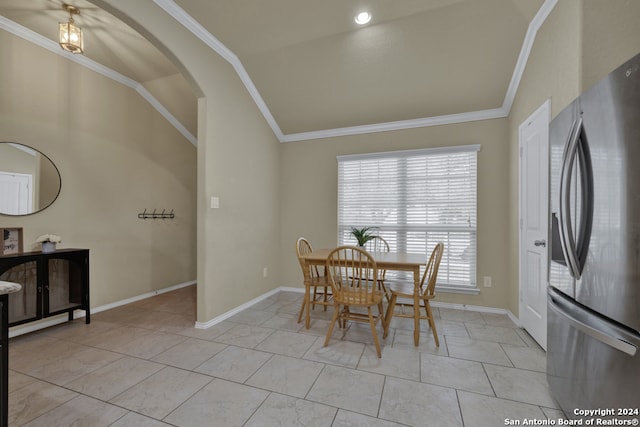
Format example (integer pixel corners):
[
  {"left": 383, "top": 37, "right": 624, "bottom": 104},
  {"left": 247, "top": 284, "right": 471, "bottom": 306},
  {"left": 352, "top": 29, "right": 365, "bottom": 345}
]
[{"left": 299, "top": 248, "right": 427, "bottom": 346}]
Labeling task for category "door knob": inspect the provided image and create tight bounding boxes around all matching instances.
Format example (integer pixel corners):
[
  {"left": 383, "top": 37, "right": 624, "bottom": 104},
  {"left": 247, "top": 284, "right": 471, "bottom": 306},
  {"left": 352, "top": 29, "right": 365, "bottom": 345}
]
[{"left": 534, "top": 240, "right": 546, "bottom": 247}]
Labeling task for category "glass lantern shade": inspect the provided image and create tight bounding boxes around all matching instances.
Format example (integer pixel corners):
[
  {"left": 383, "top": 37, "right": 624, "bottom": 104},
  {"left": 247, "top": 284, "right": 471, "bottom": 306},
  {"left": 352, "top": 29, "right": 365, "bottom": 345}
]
[{"left": 59, "top": 21, "right": 83, "bottom": 54}]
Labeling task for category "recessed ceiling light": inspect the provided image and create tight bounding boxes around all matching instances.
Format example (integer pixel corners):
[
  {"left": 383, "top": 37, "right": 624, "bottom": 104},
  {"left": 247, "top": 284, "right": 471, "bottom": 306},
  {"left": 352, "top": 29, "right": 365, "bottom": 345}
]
[{"left": 355, "top": 12, "right": 371, "bottom": 25}]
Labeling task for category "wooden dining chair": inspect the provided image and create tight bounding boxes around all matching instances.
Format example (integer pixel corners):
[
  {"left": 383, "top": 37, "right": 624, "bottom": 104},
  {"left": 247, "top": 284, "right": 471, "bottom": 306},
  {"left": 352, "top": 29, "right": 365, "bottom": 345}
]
[
  {"left": 364, "top": 236, "right": 391, "bottom": 301},
  {"left": 296, "top": 237, "right": 332, "bottom": 328},
  {"left": 324, "top": 246, "right": 385, "bottom": 357},
  {"left": 382, "top": 242, "right": 444, "bottom": 346}
]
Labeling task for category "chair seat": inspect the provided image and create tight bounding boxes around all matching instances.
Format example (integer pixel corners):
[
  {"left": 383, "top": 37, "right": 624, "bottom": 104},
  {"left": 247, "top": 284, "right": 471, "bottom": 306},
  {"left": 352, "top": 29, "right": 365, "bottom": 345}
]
[
  {"left": 335, "top": 289, "right": 383, "bottom": 306},
  {"left": 308, "top": 275, "right": 331, "bottom": 286},
  {"left": 308, "top": 276, "right": 333, "bottom": 304}
]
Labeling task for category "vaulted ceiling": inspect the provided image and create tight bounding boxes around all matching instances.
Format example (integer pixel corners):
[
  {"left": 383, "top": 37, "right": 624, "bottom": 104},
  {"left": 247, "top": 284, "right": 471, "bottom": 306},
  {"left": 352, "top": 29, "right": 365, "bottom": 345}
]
[{"left": 0, "top": 0, "right": 547, "bottom": 143}]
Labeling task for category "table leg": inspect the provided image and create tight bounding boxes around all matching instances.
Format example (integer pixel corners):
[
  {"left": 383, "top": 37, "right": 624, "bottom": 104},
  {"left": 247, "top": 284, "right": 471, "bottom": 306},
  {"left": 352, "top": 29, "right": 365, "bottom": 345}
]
[
  {"left": 305, "top": 283, "right": 311, "bottom": 329},
  {"left": 413, "top": 266, "right": 420, "bottom": 346},
  {"left": 304, "top": 260, "right": 311, "bottom": 329}
]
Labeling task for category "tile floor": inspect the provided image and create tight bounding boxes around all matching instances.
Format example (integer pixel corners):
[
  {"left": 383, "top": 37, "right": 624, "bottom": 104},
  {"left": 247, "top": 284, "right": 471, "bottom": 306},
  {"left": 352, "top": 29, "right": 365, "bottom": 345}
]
[{"left": 7, "top": 286, "right": 564, "bottom": 426}]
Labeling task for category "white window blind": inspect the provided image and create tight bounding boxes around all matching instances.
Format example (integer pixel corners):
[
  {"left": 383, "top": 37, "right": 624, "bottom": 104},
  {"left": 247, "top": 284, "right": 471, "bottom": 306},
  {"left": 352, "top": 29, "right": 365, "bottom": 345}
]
[{"left": 337, "top": 145, "right": 479, "bottom": 289}]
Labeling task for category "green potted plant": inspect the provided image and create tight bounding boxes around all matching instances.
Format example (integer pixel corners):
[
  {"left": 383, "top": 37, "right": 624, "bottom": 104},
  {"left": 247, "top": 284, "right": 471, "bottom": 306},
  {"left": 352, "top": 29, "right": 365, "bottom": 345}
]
[{"left": 350, "top": 226, "right": 377, "bottom": 247}]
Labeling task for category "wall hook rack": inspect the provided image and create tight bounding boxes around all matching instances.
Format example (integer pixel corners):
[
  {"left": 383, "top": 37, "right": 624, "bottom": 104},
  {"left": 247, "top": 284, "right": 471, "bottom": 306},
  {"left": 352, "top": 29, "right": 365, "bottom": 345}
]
[{"left": 138, "top": 208, "right": 175, "bottom": 220}]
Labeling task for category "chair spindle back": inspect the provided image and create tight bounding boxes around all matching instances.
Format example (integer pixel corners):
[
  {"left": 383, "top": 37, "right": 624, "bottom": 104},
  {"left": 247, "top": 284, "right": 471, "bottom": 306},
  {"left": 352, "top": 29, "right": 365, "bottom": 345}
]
[
  {"left": 421, "top": 242, "right": 444, "bottom": 297},
  {"left": 327, "top": 246, "right": 379, "bottom": 305}
]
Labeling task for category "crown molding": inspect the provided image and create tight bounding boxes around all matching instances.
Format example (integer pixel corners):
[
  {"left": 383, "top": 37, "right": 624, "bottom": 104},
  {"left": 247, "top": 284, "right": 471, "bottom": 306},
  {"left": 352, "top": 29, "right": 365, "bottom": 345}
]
[
  {"left": 1, "top": 0, "right": 559, "bottom": 146},
  {"left": 502, "top": 0, "right": 559, "bottom": 113},
  {"left": 280, "top": 108, "right": 509, "bottom": 143},
  {"left": 155, "top": 0, "right": 558, "bottom": 143},
  {"left": 0, "top": 15, "right": 197, "bottom": 146},
  {"left": 153, "top": 0, "right": 284, "bottom": 141}
]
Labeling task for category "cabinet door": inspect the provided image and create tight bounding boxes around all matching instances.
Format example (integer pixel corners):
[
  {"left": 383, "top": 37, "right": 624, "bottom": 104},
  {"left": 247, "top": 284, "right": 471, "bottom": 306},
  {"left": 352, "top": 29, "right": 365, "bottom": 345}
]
[
  {"left": 0, "top": 294, "right": 6, "bottom": 426},
  {"left": 45, "top": 255, "right": 85, "bottom": 315},
  {"left": 0, "top": 259, "right": 40, "bottom": 325}
]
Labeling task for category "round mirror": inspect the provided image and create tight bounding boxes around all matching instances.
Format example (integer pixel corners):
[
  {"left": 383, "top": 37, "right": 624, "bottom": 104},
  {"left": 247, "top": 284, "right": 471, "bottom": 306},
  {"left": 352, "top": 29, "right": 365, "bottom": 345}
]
[{"left": 0, "top": 142, "right": 61, "bottom": 216}]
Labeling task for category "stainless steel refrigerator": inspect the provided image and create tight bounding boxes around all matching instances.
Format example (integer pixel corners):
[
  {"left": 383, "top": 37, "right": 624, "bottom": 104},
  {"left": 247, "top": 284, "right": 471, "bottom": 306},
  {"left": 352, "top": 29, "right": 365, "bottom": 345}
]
[{"left": 548, "top": 51, "right": 640, "bottom": 416}]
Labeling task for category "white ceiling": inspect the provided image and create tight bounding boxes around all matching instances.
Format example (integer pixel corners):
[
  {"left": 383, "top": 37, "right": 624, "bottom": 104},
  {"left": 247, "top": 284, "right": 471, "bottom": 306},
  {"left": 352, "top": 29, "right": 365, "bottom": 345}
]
[{"left": 0, "top": 0, "right": 547, "bottom": 142}]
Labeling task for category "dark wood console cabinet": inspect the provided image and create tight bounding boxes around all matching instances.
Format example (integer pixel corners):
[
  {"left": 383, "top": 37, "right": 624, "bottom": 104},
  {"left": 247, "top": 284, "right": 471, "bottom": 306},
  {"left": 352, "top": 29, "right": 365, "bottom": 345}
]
[{"left": 0, "top": 249, "right": 90, "bottom": 327}]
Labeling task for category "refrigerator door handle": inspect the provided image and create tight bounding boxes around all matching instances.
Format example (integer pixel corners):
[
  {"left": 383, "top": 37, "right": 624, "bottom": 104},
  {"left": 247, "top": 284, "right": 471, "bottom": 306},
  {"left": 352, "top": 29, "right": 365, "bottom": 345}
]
[
  {"left": 548, "top": 291, "right": 638, "bottom": 356},
  {"left": 575, "top": 124, "right": 594, "bottom": 276},
  {"left": 559, "top": 117, "right": 583, "bottom": 279}
]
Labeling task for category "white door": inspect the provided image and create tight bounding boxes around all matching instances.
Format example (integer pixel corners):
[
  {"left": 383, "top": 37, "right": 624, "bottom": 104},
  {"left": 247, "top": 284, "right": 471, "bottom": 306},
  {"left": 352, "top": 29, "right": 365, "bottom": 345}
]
[
  {"left": 519, "top": 100, "right": 550, "bottom": 350},
  {"left": 0, "top": 171, "right": 32, "bottom": 215}
]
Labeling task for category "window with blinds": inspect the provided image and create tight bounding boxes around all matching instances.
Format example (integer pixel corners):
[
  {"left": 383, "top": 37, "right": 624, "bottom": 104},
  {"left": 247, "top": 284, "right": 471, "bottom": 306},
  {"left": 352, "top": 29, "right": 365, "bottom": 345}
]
[{"left": 337, "top": 145, "right": 479, "bottom": 289}]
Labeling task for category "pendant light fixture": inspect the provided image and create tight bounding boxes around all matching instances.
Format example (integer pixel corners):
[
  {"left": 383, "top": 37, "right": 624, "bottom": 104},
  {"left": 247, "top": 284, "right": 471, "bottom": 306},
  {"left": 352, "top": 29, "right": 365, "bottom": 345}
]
[{"left": 59, "top": 3, "right": 84, "bottom": 54}]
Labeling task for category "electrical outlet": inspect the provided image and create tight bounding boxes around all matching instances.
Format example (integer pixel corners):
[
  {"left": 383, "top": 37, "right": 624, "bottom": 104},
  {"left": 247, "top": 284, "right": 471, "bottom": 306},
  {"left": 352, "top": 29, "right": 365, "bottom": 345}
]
[
  {"left": 263, "top": 267, "right": 268, "bottom": 278},
  {"left": 483, "top": 276, "right": 492, "bottom": 287},
  {"left": 211, "top": 196, "right": 219, "bottom": 209}
]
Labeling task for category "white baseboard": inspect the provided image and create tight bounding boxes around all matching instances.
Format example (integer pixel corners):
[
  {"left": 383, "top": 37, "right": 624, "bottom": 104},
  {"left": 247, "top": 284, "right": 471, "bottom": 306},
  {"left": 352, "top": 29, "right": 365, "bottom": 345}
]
[
  {"left": 194, "top": 287, "right": 289, "bottom": 329},
  {"left": 194, "top": 285, "right": 521, "bottom": 329},
  {"left": 9, "top": 315, "right": 74, "bottom": 338},
  {"left": 9, "top": 280, "right": 197, "bottom": 338},
  {"left": 90, "top": 280, "right": 196, "bottom": 314},
  {"left": 430, "top": 300, "right": 521, "bottom": 327},
  {"left": 276, "top": 286, "right": 305, "bottom": 294},
  {"left": 9, "top": 282, "right": 520, "bottom": 338}
]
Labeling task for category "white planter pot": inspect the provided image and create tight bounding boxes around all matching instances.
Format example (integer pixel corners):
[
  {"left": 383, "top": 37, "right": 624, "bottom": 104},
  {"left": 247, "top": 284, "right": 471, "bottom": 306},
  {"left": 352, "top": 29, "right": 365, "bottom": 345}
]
[{"left": 41, "top": 242, "right": 57, "bottom": 253}]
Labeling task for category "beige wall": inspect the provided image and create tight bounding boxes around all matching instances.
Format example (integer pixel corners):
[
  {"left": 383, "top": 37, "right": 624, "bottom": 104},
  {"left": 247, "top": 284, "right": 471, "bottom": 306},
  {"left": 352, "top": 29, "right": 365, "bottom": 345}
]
[
  {"left": 97, "top": 0, "right": 282, "bottom": 323},
  {"left": 93, "top": 0, "right": 640, "bottom": 322},
  {"left": 0, "top": 31, "right": 197, "bottom": 307},
  {"left": 581, "top": 0, "right": 640, "bottom": 91},
  {"left": 280, "top": 119, "right": 512, "bottom": 310},
  {"left": 506, "top": 0, "right": 582, "bottom": 315},
  {"left": 5, "top": 0, "right": 639, "bottom": 326},
  {"left": 282, "top": 0, "right": 640, "bottom": 316},
  {"left": 506, "top": 0, "right": 640, "bottom": 315},
  {"left": 143, "top": 73, "right": 198, "bottom": 135}
]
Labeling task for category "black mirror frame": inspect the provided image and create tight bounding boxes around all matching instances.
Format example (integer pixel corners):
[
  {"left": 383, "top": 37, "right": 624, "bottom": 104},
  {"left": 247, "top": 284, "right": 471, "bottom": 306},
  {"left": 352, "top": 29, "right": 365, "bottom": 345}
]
[{"left": 0, "top": 142, "right": 62, "bottom": 216}]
